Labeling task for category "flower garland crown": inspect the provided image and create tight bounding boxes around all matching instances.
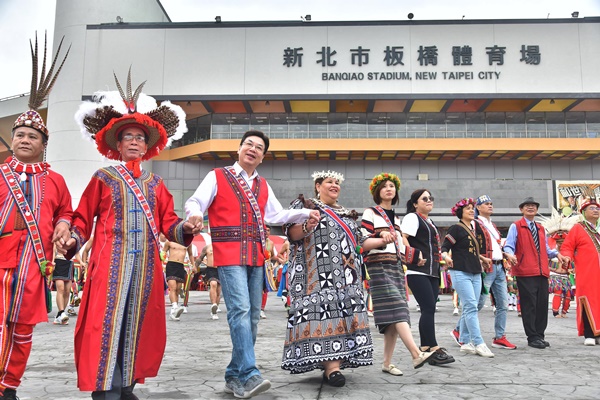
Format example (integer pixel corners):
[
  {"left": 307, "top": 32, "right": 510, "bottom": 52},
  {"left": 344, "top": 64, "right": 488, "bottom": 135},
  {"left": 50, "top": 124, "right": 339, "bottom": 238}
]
[
  {"left": 311, "top": 170, "right": 344, "bottom": 183},
  {"left": 369, "top": 172, "right": 401, "bottom": 195},
  {"left": 451, "top": 198, "right": 476, "bottom": 216}
]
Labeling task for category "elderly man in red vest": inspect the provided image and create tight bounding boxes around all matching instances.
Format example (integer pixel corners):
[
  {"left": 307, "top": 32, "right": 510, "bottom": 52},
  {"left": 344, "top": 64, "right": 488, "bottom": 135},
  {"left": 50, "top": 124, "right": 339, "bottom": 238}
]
[
  {"left": 504, "top": 197, "right": 569, "bottom": 349},
  {"left": 186, "top": 130, "right": 320, "bottom": 399}
]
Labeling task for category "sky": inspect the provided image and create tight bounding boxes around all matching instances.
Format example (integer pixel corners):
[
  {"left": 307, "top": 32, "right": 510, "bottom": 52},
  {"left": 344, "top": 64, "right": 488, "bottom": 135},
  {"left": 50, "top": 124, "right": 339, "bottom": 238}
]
[{"left": 0, "top": 0, "right": 599, "bottom": 99}]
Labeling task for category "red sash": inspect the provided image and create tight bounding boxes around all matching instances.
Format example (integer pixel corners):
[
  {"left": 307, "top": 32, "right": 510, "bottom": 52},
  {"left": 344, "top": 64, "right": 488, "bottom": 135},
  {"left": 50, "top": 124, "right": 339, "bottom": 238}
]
[
  {"left": 223, "top": 167, "right": 268, "bottom": 256},
  {"left": 0, "top": 163, "right": 53, "bottom": 315},
  {"left": 319, "top": 204, "right": 362, "bottom": 254},
  {"left": 373, "top": 206, "right": 402, "bottom": 258},
  {"left": 114, "top": 165, "right": 160, "bottom": 248}
]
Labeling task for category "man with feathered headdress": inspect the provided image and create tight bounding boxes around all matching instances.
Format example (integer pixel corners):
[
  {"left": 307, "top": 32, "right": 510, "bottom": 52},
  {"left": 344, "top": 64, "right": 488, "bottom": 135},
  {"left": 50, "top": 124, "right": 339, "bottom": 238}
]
[
  {"left": 61, "top": 70, "right": 198, "bottom": 400},
  {"left": 0, "top": 33, "right": 72, "bottom": 400}
]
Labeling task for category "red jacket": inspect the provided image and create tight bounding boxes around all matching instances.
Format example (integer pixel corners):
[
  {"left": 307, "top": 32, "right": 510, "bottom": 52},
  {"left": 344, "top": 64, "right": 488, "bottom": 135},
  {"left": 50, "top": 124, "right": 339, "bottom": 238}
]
[{"left": 512, "top": 218, "right": 550, "bottom": 278}]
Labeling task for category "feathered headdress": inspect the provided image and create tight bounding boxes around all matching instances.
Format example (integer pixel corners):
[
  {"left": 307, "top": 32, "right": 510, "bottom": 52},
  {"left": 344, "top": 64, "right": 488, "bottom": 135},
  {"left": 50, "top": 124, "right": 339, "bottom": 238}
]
[
  {"left": 576, "top": 189, "right": 600, "bottom": 214},
  {"left": 311, "top": 170, "right": 344, "bottom": 184},
  {"left": 12, "top": 32, "right": 70, "bottom": 137},
  {"left": 74, "top": 68, "right": 187, "bottom": 162},
  {"left": 538, "top": 208, "right": 580, "bottom": 240}
]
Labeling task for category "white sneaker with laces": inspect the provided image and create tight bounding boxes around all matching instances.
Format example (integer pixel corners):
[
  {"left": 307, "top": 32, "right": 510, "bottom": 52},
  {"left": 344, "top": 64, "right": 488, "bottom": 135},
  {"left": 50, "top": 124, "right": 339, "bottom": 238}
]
[
  {"left": 211, "top": 313, "right": 219, "bottom": 320},
  {"left": 584, "top": 338, "right": 596, "bottom": 346},
  {"left": 475, "top": 343, "right": 494, "bottom": 358},
  {"left": 182, "top": 306, "right": 188, "bottom": 314},
  {"left": 211, "top": 304, "right": 218, "bottom": 315},
  {"left": 60, "top": 313, "right": 69, "bottom": 325},
  {"left": 260, "top": 310, "right": 267, "bottom": 319},
  {"left": 460, "top": 343, "right": 476, "bottom": 354},
  {"left": 453, "top": 307, "right": 459, "bottom": 316},
  {"left": 170, "top": 305, "right": 183, "bottom": 321},
  {"left": 217, "top": 307, "right": 222, "bottom": 313}
]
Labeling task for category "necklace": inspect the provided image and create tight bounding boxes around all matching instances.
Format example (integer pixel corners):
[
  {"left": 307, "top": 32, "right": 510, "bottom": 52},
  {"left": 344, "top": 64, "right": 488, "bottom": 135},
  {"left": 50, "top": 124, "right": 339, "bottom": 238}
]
[{"left": 5, "top": 156, "right": 48, "bottom": 215}]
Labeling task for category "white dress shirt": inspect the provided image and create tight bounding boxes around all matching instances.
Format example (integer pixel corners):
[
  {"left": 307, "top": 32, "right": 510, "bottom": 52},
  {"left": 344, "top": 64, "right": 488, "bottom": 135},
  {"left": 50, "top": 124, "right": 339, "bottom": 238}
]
[{"left": 185, "top": 162, "right": 311, "bottom": 225}]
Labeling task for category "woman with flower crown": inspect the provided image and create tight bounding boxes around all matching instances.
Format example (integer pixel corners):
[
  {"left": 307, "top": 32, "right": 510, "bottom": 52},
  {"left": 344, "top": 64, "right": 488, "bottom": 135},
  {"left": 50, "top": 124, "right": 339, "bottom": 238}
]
[
  {"left": 441, "top": 198, "right": 494, "bottom": 358},
  {"left": 360, "top": 173, "right": 435, "bottom": 377},
  {"left": 281, "top": 170, "right": 374, "bottom": 387}
]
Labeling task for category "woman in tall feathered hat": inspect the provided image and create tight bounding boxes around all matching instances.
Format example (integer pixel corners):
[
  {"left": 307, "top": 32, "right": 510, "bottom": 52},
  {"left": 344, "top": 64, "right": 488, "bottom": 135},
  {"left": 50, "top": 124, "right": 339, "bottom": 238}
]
[
  {"left": 74, "top": 68, "right": 187, "bottom": 176},
  {"left": 65, "top": 70, "right": 196, "bottom": 398}
]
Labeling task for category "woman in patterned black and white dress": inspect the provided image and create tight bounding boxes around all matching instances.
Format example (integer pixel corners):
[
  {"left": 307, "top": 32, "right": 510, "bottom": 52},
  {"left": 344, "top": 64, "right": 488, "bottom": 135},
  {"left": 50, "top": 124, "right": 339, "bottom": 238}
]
[{"left": 281, "top": 170, "right": 375, "bottom": 387}]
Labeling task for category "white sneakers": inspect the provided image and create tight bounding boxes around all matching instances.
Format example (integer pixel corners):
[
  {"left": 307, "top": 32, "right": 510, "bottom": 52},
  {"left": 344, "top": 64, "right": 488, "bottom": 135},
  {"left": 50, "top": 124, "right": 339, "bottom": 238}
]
[
  {"left": 211, "top": 313, "right": 219, "bottom": 320},
  {"left": 170, "top": 304, "right": 184, "bottom": 321},
  {"left": 475, "top": 343, "right": 495, "bottom": 358},
  {"left": 461, "top": 343, "right": 494, "bottom": 357},
  {"left": 53, "top": 313, "right": 69, "bottom": 325},
  {"left": 260, "top": 310, "right": 267, "bottom": 319},
  {"left": 460, "top": 343, "right": 476, "bottom": 354},
  {"left": 584, "top": 338, "right": 596, "bottom": 346},
  {"left": 453, "top": 307, "right": 459, "bottom": 316}
]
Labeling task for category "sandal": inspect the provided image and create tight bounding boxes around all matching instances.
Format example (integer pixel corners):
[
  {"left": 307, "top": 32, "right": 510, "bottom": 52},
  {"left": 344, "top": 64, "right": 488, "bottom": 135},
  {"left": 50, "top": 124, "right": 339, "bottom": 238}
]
[{"left": 323, "top": 370, "right": 346, "bottom": 387}]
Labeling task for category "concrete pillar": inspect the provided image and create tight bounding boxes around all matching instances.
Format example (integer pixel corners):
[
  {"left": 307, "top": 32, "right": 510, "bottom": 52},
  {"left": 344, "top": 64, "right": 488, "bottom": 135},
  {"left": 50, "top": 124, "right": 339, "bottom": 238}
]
[{"left": 45, "top": 0, "right": 169, "bottom": 203}]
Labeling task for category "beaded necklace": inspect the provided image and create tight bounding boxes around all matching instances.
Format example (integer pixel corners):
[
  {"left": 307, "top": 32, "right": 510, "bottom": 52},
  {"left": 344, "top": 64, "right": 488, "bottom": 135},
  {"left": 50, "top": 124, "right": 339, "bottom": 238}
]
[{"left": 5, "top": 156, "right": 48, "bottom": 215}]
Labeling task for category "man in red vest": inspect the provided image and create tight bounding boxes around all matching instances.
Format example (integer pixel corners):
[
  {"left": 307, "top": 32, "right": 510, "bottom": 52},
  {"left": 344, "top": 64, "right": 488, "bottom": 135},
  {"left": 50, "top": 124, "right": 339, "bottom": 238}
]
[
  {"left": 186, "top": 130, "right": 320, "bottom": 398},
  {"left": 504, "top": 197, "right": 569, "bottom": 349}
]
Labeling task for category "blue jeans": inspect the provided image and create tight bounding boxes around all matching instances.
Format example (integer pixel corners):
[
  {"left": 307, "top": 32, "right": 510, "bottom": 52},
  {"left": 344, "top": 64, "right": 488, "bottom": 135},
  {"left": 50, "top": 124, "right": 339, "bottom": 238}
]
[
  {"left": 218, "top": 266, "right": 263, "bottom": 384},
  {"left": 449, "top": 269, "right": 484, "bottom": 346},
  {"left": 455, "top": 263, "right": 508, "bottom": 339}
]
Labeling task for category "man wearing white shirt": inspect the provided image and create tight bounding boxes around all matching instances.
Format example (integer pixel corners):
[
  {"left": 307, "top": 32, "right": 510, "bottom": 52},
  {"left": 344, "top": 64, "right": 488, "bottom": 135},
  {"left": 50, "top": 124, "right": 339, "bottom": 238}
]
[
  {"left": 185, "top": 130, "right": 320, "bottom": 399},
  {"left": 453, "top": 195, "right": 517, "bottom": 350}
]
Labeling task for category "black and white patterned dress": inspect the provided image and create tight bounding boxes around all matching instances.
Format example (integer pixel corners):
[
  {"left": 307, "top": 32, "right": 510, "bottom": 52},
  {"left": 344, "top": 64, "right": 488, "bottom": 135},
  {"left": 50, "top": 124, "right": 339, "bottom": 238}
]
[{"left": 281, "top": 198, "right": 373, "bottom": 374}]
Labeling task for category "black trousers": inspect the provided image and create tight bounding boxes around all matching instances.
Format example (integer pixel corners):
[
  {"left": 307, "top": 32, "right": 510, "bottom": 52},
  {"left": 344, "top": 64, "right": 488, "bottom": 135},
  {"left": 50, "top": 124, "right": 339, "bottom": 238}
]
[
  {"left": 516, "top": 275, "right": 549, "bottom": 342},
  {"left": 407, "top": 274, "right": 440, "bottom": 348}
]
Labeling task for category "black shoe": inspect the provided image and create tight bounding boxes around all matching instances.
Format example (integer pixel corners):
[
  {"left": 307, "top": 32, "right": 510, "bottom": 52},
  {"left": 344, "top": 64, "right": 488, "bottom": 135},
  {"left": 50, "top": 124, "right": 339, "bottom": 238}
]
[
  {"left": 122, "top": 384, "right": 139, "bottom": 400},
  {"left": 0, "top": 388, "right": 18, "bottom": 400},
  {"left": 542, "top": 340, "right": 550, "bottom": 347},
  {"left": 323, "top": 371, "right": 346, "bottom": 387},
  {"left": 427, "top": 347, "right": 456, "bottom": 366},
  {"left": 528, "top": 339, "right": 546, "bottom": 349}
]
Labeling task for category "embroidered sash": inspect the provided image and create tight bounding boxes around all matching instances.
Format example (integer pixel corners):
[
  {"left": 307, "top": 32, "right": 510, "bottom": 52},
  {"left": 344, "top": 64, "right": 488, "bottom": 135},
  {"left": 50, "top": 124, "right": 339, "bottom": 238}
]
[
  {"left": 223, "top": 167, "right": 268, "bottom": 255},
  {"left": 373, "top": 206, "right": 402, "bottom": 258},
  {"left": 0, "top": 163, "right": 52, "bottom": 316},
  {"left": 114, "top": 165, "right": 160, "bottom": 248},
  {"left": 319, "top": 204, "right": 361, "bottom": 254}
]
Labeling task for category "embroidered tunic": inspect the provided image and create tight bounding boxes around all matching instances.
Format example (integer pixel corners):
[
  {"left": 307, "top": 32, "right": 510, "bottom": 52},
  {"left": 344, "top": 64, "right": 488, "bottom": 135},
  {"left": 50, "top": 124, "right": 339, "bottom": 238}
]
[
  {"left": 0, "top": 159, "right": 72, "bottom": 324},
  {"left": 70, "top": 167, "right": 190, "bottom": 391},
  {"left": 560, "top": 222, "right": 600, "bottom": 337},
  {"left": 282, "top": 198, "right": 373, "bottom": 373}
]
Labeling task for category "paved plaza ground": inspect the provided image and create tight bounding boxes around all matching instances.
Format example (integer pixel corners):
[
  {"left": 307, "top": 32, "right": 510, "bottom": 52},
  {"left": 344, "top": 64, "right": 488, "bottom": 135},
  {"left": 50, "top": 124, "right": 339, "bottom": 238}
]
[{"left": 18, "top": 290, "right": 600, "bottom": 399}]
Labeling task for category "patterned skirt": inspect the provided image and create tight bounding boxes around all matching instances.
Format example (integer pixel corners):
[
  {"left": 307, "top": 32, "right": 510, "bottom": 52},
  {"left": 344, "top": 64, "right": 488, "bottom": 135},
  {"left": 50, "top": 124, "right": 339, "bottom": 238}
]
[
  {"left": 367, "top": 261, "right": 410, "bottom": 334},
  {"left": 281, "top": 285, "right": 373, "bottom": 374},
  {"left": 549, "top": 273, "right": 575, "bottom": 298}
]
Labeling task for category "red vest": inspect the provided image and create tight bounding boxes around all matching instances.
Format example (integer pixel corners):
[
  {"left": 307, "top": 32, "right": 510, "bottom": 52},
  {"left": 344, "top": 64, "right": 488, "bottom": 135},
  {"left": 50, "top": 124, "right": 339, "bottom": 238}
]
[
  {"left": 208, "top": 168, "right": 269, "bottom": 267},
  {"left": 513, "top": 218, "right": 550, "bottom": 277}
]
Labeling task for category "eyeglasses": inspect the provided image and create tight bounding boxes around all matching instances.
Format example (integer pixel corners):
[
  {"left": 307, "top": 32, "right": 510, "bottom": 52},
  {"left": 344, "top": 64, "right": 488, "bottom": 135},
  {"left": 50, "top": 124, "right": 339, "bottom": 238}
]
[
  {"left": 242, "top": 140, "right": 265, "bottom": 153},
  {"left": 421, "top": 196, "right": 434, "bottom": 202},
  {"left": 121, "top": 135, "right": 146, "bottom": 143},
  {"left": 587, "top": 206, "right": 600, "bottom": 211}
]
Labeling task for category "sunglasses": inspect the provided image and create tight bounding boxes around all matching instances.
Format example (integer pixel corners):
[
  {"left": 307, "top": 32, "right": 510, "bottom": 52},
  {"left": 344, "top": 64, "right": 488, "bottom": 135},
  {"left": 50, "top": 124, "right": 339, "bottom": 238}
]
[{"left": 421, "top": 196, "right": 435, "bottom": 202}]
